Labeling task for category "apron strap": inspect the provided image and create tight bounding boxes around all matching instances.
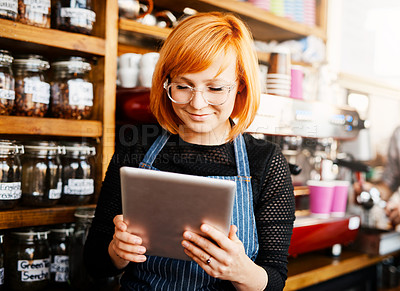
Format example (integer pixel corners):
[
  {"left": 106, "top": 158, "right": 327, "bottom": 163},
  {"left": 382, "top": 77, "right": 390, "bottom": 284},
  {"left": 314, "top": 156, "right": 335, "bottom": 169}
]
[
  {"left": 140, "top": 129, "right": 170, "bottom": 167},
  {"left": 233, "top": 134, "right": 251, "bottom": 178}
]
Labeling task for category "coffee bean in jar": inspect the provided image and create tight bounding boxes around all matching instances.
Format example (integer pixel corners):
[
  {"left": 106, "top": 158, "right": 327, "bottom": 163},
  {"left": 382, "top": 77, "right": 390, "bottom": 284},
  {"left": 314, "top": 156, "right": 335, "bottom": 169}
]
[
  {"left": 0, "top": 140, "right": 22, "bottom": 210},
  {"left": 59, "top": 142, "right": 95, "bottom": 205},
  {"left": 51, "top": 0, "right": 96, "bottom": 35},
  {"left": 21, "top": 141, "right": 63, "bottom": 207},
  {"left": 18, "top": 0, "right": 51, "bottom": 28},
  {"left": 13, "top": 55, "right": 50, "bottom": 117},
  {"left": 50, "top": 56, "right": 94, "bottom": 120},
  {"left": 0, "top": 0, "right": 18, "bottom": 20},
  {"left": 0, "top": 50, "right": 15, "bottom": 116},
  {"left": 5, "top": 228, "right": 50, "bottom": 291}
]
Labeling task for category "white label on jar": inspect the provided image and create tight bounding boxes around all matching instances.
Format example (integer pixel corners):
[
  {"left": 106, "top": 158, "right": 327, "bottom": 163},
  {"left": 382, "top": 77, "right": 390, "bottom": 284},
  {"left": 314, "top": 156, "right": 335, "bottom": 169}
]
[
  {"left": 49, "top": 181, "right": 62, "bottom": 199},
  {"left": 0, "top": 268, "right": 3, "bottom": 285},
  {"left": 0, "top": 182, "right": 21, "bottom": 200},
  {"left": 50, "top": 255, "right": 69, "bottom": 282},
  {"left": 23, "top": 0, "right": 50, "bottom": 14},
  {"left": 0, "top": 88, "right": 15, "bottom": 100},
  {"left": 24, "top": 79, "right": 50, "bottom": 104},
  {"left": 68, "top": 80, "right": 93, "bottom": 106},
  {"left": 18, "top": 258, "right": 50, "bottom": 282},
  {"left": 0, "top": 0, "right": 18, "bottom": 14},
  {"left": 60, "top": 7, "right": 96, "bottom": 22},
  {"left": 64, "top": 179, "right": 94, "bottom": 195}
]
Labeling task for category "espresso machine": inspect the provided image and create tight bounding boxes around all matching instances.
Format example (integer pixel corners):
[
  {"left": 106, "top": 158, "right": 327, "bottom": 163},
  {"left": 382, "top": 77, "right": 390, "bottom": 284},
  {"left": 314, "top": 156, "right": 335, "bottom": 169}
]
[{"left": 247, "top": 94, "right": 366, "bottom": 256}]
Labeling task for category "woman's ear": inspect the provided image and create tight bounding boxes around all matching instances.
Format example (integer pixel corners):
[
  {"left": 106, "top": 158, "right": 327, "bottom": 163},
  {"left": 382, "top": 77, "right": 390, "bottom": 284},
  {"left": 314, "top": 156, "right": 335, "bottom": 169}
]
[{"left": 237, "top": 82, "right": 245, "bottom": 95}]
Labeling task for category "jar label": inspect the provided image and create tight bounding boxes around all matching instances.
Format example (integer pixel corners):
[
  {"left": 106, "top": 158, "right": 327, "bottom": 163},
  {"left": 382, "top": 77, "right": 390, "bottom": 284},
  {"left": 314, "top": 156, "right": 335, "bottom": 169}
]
[
  {"left": 24, "top": 79, "right": 50, "bottom": 104},
  {"left": 0, "top": 268, "right": 3, "bottom": 285},
  {"left": 0, "top": 182, "right": 22, "bottom": 200},
  {"left": 64, "top": 179, "right": 94, "bottom": 195},
  {"left": 0, "top": 0, "right": 18, "bottom": 14},
  {"left": 50, "top": 255, "right": 69, "bottom": 282},
  {"left": 60, "top": 7, "right": 96, "bottom": 22},
  {"left": 23, "top": 0, "right": 51, "bottom": 14},
  {"left": 68, "top": 80, "right": 93, "bottom": 106},
  {"left": 18, "top": 258, "right": 50, "bottom": 282},
  {"left": 0, "top": 88, "right": 15, "bottom": 100},
  {"left": 49, "top": 181, "right": 62, "bottom": 199}
]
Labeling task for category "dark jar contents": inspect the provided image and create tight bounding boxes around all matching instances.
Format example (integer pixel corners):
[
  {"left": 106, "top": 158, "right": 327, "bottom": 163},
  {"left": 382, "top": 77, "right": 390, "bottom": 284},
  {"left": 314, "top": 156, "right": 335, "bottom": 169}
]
[
  {"left": 0, "top": 234, "right": 4, "bottom": 290},
  {"left": 21, "top": 141, "right": 63, "bottom": 207},
  {"left": 50, "top": 57, "right": 94, "bottom": 120},
  {"left": 49, "top": 225, "right": 72, "bottom": 287},
  {"left": 59, "top": 143, "right": 95, "bottom": 205},
  {"left": 13, "top": 55, "right": 50, "bottom": 117},
  {"left": 0, "top": 0, "right": 18, "bottom": 20},
  {"left": 51, "top": 0, "right": 96, "bottom": 35},
  {"left": 18, "top": 0, "right": 51, "bottom": 28},
  {"left": 0, "top": 140, "right": 22, "bottom": 210},
  {"left": 5, "top": 229, "right": 50, "bottom": 291},
  {"left": 0, "top": 50, "right": 15, "bottom": 115}
]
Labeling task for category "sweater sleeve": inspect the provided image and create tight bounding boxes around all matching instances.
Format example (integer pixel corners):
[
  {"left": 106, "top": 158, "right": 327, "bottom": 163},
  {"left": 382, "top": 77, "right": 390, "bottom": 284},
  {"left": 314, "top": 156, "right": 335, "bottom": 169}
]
[{"left": 254, "top": 147, "right": 295, "bottom": 290}]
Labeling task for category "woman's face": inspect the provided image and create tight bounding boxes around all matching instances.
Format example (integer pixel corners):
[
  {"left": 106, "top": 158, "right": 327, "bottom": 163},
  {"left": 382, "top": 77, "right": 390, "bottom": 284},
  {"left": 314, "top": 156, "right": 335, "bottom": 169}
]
[{"left": 170, "top": 51, "right": 239, "bottom": 145}]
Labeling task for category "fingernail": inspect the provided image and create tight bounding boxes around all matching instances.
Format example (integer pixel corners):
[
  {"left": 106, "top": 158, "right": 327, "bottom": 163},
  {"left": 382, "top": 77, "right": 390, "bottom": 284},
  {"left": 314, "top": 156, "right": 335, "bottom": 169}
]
[
  {"left": 201, "top": 225, "right": 209, "bottom": 232},
  {"left": 182, "top": 241, "right": 189, "bottom": 248},
  {"left": 183, "top": 232, "right": 191, "bottom": 239}
]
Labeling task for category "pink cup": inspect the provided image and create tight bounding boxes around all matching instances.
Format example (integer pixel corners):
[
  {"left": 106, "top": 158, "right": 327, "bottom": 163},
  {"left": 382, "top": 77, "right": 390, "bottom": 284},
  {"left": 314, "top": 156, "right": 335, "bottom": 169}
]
[
  {"left": 307, "top": 180, "right": 335, "bottom": 218},
  {"left": 290, "top": 65, "right": 303, "bottom": 100},
  {"left": 330, "top": 180, "right": 350, "bottom": 217}
]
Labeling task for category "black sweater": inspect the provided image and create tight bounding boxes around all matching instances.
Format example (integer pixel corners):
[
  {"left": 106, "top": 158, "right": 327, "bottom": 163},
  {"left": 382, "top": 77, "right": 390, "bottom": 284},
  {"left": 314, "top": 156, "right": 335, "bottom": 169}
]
[{"left": 84, "top": 124, "right": 295, "bottom": 290}]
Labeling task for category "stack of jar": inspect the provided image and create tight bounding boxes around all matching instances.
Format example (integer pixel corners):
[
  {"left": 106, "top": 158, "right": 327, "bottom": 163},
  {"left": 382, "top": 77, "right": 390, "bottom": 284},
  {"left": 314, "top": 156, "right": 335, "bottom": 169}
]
[
  {"left": 0, "top": 0, "right": 96, "bottom": 35},
  {"left": 0, "top": 139, "right": 96, "bottom": 210},
  {"left": 0, "top": 51, "right": 95, "bottom": 119}
]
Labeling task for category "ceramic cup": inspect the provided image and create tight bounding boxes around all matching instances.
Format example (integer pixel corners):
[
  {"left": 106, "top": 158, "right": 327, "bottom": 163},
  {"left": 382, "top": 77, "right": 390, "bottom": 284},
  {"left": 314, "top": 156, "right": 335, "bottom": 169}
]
[
  {"left": 330, "top": 180, "right": 350, "bottom": 217},
  {"left": 139, "top": 52, "right": 160, "bottom": 87},
  {"left": 307, "top": 180, "right": 335, "bottom": 218},
  {"left": 118, "top": 67, "right": 140, "bottom": 88},
  {"left": 290, "top": 65, "right": 304, "bottom": 100},
  {"left": 118, "top": 53, "right": 142, "bottom": 70}
]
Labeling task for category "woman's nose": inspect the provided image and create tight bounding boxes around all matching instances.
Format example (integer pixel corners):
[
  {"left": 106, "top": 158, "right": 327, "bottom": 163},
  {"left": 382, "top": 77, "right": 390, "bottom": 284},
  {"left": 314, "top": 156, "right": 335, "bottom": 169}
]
[{"left": 189, "top": 90, "right": 209, "bottom": 109}]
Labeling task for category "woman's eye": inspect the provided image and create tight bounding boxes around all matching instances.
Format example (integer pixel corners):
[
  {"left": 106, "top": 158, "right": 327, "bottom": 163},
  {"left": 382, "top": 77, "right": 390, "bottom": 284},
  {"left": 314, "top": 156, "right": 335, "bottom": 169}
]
[
  {"left": 175, "top": 84, "right": 191, "bottom": 90},
  {"left": 208, "top": 86, "right": 225, "bottom": 92}
]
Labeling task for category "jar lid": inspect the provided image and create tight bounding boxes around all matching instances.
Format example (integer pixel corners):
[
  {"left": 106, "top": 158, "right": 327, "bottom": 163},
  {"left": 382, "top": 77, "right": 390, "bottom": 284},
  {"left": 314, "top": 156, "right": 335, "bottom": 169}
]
[
  {"left": 13, "top": 54, "right": 50, "bottom": 71},
  {"left": 74, "top": 206, "right": 95, "bottom": 219},
  {"left": 12, "top": 230, "right": 50, "bottom": 240},
  {"left": 50, "top": 227, "right": 74, "bottom": 236},
  {"left": 0, "top": 139, "right": 24, "bottom": 154},
  {"left": 52, "top": 56, "right": 92, "bottom": 72},
  {"left": 63, "top": 142, "right": 96, "bottom": 156},
  {"left": 0, "top": 50, "right": 13, "bottom": 65},
  {"left": 23, "top": 141, "right": 65, "bottom": 155}
]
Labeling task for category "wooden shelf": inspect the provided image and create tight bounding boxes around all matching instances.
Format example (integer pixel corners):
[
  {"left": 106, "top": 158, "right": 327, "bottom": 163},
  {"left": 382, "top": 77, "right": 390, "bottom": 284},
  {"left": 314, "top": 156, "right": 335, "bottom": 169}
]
[
  {"left": 119, "top": 18, "right": 171, "bottom": 39},
  {"left": 154, "top": 0, "right": 327, "bottom": 42},
  {"left": 0, "top": 19, "right": 106, "bottom": 56},
  {"left": 0, "top": 204, "right": 96, "bottom": 230},
  {"left": 0, "top": 116, "right": 102, "bottom": 137}
]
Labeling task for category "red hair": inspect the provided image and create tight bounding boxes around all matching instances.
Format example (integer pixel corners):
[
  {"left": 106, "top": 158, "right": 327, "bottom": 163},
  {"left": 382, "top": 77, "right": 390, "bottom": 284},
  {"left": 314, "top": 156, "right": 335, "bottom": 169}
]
[{"left": 150, "top": 12, "right": 260, "bottom": 141}]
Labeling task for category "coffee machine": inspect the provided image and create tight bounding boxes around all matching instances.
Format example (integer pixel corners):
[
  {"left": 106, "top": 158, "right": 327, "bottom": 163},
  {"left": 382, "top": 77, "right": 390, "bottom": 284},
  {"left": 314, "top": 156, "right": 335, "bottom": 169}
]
[{"left": 247, "top": 94, "right": 365, "bottom": 256}]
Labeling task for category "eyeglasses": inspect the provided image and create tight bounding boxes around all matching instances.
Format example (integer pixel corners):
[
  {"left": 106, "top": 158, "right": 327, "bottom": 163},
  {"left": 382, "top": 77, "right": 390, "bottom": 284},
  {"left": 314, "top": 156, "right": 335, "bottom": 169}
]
[{"left": 163, "top": 80, "right": 236, "bottom": 106}]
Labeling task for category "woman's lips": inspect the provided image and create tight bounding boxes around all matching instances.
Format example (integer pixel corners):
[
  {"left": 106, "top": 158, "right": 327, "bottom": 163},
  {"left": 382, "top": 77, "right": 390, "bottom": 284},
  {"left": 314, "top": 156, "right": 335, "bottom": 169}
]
[{"left": 188, "top": 112, "right": 212, "bottom": 121}]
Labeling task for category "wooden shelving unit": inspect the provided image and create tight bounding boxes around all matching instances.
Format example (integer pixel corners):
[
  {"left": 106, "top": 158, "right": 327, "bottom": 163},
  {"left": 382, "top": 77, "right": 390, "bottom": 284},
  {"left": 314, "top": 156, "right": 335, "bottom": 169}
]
[{"left": 0, "top": 1, "right": 119, "bottom": 230}]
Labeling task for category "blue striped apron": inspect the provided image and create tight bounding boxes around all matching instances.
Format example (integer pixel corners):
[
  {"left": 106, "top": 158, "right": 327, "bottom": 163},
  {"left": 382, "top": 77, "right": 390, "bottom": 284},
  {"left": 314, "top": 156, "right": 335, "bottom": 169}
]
[{"left": 121, "top": 130, "right": 259, "bottom": 290}]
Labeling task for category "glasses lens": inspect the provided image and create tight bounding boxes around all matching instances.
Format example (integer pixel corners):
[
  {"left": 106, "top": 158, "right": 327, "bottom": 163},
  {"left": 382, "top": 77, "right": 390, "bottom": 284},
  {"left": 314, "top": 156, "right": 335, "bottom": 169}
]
[
  {"left": 169, "top": 84, "right": 192, "bottom": 103},
  {"left": 203, "top": 86, "right": 230, "bottom": 105}
]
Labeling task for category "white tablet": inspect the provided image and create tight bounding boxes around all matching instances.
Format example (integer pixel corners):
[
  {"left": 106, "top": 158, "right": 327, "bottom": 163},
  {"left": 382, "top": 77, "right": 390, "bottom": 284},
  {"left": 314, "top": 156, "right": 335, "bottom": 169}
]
[{"left": 120, "top": 166, "right": 235, "bottom": 261}]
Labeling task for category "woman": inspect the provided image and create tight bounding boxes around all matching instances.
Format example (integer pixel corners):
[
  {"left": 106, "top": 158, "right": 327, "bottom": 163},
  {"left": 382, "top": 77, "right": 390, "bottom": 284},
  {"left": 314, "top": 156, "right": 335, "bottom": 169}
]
[{"left": 84, "top": 12, "right": 295, "bottom": 290}]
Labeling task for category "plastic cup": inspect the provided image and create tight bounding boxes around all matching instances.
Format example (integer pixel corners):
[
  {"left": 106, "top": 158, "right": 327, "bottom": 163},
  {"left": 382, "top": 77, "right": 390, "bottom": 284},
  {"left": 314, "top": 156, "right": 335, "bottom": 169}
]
[
  {"left": 290, "top": 65, "right": 303, "bottom": 99},
  {"left": 307, "top": 180, "right": 335, "bottom": 218},
  {"left": 330, "top": 180, "right": 350, "bottom": 217}
]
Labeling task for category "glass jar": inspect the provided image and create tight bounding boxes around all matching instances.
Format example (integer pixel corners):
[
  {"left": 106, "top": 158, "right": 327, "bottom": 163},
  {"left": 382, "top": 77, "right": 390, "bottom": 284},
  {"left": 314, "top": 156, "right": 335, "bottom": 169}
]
[
  {"left": 0, "top": 50, "right": 15, "bottom": 115},
  {"left": 0, "top": 140, "right": 22, "bottom": 210},
  {"left": 49, "top": 225, "right": 72, "bottom": 287},
  {"left": 6, "top": 229, "right": 50, "bottom": 291},
  {"left": 60, "top": 142, "right": 95, "bottom": 205},
  {"left": 21, "top": 141, "right": 63, "bottom": 207},
  {"left": 50, "top": 57, "right": 94, "bottom": 120},
  {"left": 18, "top": 0, "right": 51, "bottom": 28},
  {"left": 51, "top": 0, "right": 96, "bottom": 35},
  {"left": 0, "top": 234, "right": 4, "bottom": 290},
  {"left": 0, "top": 0, "right": 18, "bottom": 20},
  {"left": 13, "top": 55, "right": 50, "bottom": 117}
]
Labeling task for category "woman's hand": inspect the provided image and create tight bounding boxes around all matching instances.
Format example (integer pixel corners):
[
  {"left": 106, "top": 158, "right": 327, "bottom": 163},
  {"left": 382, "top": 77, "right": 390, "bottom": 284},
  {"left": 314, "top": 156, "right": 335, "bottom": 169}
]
[
  {"left": 108, "top": 214, "right": 147, "bottom": 269},
  {"left": 182, "top": 224, "right": 267, "bottom": 290},
  {"left": 386, "top": 201, "right": 400, "bottom": 226}
]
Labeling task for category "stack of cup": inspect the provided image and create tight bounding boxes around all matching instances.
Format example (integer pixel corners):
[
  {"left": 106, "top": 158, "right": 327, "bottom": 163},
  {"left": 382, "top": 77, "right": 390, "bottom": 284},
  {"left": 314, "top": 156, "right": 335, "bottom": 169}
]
[
  {"left": 307, "top": 180, "right": 350, "bottom": 218},
  {"left": 117, "top": 53, "right": 142, "bottom": 88},
  {"left": 303, "top": 0, "right": 316, "bottom": 26},
  {"left": 266, "top": 48, "right": 291, "bottom": 97},
  {"left": 290, "top": 65, "right": 303, "bottom": 99},
  {"left": 248, "top": 0, "right": 270, "bottom": 11}
]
